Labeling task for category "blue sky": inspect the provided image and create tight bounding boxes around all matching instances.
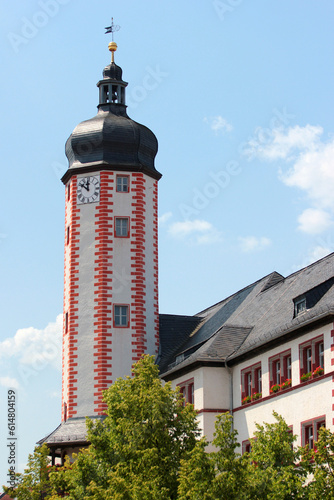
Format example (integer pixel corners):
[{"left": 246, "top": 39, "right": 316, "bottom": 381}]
[{"left": 1, "top": 0, "right": 334, "bottom": 487}]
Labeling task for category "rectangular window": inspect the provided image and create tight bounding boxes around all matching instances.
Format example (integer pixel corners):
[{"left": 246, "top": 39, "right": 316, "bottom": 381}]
[
  {"left": 242, "top": 440, "right": 251, "bottom": 454},
  {"left": 116, "top": 175, "right": 129, "bottom": 193},
  {"left": 286, "top": 355, "right": 292, "bottom": 380},
  {"left": 178, "top": 378, "right": 194, "bottom": 406},
  {"left": 318, "top": 342, "right": 324, "bottom": 369},
  {"left": 247, "top": 373, "right": 252, "bottom": 397},
  {"left": 67, "top": 183, "right": 71, "bottom": 201},
  {"left": 114, "top": 305, "right": 129, "bottom": 327},
  {"left": 66, "top": 226, "right": 70, "bottom": 245},
  {"left": 115, "top": 217, "right": 129, "bottom": 237},
  {"left": 299, "top": 335, "right": 324, "bottom": 382},
  {"left": 256, "top": 367, "right": 262, "bottom": 394},
  {"left": 241, "top": 362, "right": 262, "bottom": 404},
  {"left": 294, "top": 297, "right": 306, "bottom": 316},
  {"left": 306, "top": 347, "right": 312, "bottom": 373},
  {"left": 65, "top": 312, "right": 68, "bottom": 334},
  {"left": 302, "top": 417, "right": 325, "bottom": 449},
  {"left": 269, "top": 349, "right": 292, "bottom": 392},
  {"left": 275, "top": 360, "right": 281, "bottom": 385}
]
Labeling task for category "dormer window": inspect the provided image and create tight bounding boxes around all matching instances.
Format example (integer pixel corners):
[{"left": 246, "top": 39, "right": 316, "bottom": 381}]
[
  {"left": 295, "top": 297, "right": 306, "bottom": 316},
  {"left": 293, "top": 277, "right": 334, "bottom": 319}
]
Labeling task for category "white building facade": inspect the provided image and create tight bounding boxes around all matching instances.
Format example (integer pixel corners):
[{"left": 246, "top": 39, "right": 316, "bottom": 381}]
[{"left": 160, "top": 256, "right": 334, "bottom": 451}]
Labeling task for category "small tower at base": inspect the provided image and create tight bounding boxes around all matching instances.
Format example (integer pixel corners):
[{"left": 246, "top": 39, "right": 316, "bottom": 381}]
[{"left": 38, "top": 39, "right": 162, "bottom": 463}]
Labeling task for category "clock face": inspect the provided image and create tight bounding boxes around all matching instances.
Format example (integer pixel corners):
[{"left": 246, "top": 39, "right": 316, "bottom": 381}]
[{"left": 77, "top": 175, "right": 100, "bottom": 204}]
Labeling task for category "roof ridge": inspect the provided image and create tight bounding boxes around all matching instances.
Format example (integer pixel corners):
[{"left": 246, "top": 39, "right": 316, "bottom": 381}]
[
  {"left": 283, "top": 251, "right": 334, "bottom": 281},
  {"left": 195, "top": 271, "right": 284, "bottom": 316}
]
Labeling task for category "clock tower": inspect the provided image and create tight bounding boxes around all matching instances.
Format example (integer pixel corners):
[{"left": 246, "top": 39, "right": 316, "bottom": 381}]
[{"left": 40, "top": 40, "right": 161, "bottom": 461}]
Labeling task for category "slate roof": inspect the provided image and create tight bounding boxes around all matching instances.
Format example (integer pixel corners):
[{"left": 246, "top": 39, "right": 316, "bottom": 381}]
[
  {"left": 37, "top": 417, "right": 91, "bottom": 447},
  {"left": 159, "top": 252, "right": 334, "bottom": 378}
]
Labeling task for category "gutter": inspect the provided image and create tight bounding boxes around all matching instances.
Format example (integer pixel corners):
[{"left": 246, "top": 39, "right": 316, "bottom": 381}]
[{"left": 225, "top": 359, "right": 234, "bottom": 430}]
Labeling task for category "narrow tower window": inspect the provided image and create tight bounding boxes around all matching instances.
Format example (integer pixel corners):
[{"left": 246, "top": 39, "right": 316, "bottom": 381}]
[
  {"left": 114, "top": 305, "right": 129, "bottom": 327},
  {"left": 116, "top": 175, "right": 129, "bottom": 193},
  {"left": 65, "top": 312, "right": 69, "bottom": 334},
  {"left": 115, "top": 217, "right": 129, "bottom": 237}
]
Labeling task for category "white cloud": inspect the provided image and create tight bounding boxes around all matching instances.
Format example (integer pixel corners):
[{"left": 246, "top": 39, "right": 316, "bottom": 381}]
[
  {"left": 244, "top": 124, "right": 323, "bottom": 161},
  {"left": 306, "top": 245, "right": 332, "bottom": 264},
  {"left": 0, "top": 376, "right": 19, "bottom": 389},
  {"left": 0, "top": 315, "right": 62, "bottom": 371},
  {"left": 244, "top": 124, "right": 334, "bottom": 235},
  {"left": 282, "top": 139, "right": 334, "bottom": 210},
  {"left": 158, "top": 212, "right": 172, "bottom": 226},
  {"left": 297, "top": 208, "right": 332, "bottom": 234},
  {"left": 204, "top": 115, "right": 233, "bottom": 135},
  {"left": 293, "top": 245, "right": 332, "bottom": 272},
  {"left": 239, "top": 236, "right": 271, "bottom": 253},
  {"left": 168, "top": 219, "right": 222, "bottom": 245}
]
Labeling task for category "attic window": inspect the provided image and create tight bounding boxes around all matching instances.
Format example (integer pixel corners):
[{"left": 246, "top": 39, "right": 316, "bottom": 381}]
[{"left": 294, "top": 297, "right": 306, "bottom": 316}]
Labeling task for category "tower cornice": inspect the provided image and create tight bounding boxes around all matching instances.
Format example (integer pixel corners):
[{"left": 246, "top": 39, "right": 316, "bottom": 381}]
[{"left": 61, "top": 162, "right": 162, "bottom": 184}]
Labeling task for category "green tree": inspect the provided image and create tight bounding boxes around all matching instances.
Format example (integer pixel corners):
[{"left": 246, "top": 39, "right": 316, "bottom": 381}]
[
  {"left": 210, "top": 412, "right": 250, "bottom": 499},
  {"left": 3, "top": 443, "right": 52, "bottom": 499},
  {"left": 300, "top": 426, "right": 334, "bottom": 499},
  {"left": 178, "top": 412, "right": 250, "bottom": 500},
  {"left": 50, "top": 355, "right": 200, "bottom": 499},
  {"left": 247, "top": 412, "right": 307, "bottom": 499},
  {"left": 178, "top": 437, "right": 216, "bottom": 500}
]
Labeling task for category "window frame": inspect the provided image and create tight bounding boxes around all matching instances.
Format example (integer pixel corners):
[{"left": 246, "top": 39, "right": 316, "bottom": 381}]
[
  {"left": 294, "top": 297, "right": 306, "bottom": 316},
  {"left": 113, "top": 304, "right": 130, "bottom": 328},
  {"left": 242, "top": 440, "right": 251, "bottom": 454},
  {"left": 299, "top": 335, "right": 324, "bottom": 382},
  {"left": 116, "top": 175, "right": 130, "bottom": 193},
  {"left": 114, "top": 217, "right": 130, "bottom": 238},
  {"left": 241, "top": 362, "right": 262, "bottom": 403},
  {"left": 301, "top": 416, "right": 326, "bottom": 449},
  {"left": 177, "top": 378, "right": 194, "bottom": 406},
  {"left": 269, "top": 349, "right": 292, "bottom": 392}
]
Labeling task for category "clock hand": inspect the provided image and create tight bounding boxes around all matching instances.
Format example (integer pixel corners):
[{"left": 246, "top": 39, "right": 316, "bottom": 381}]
[{"left": 79, "top": 180, "right": 90, "bottom": 191}]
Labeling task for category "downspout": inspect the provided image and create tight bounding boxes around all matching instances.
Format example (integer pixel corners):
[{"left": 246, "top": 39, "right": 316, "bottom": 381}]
[{"left": 225, "top": 358, "right": 234, "bottom": 430}]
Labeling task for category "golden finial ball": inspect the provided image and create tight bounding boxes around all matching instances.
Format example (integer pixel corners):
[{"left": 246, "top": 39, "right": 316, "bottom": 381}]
[{"left": 108, "top": 41, "right": 117, "bottom": 53}]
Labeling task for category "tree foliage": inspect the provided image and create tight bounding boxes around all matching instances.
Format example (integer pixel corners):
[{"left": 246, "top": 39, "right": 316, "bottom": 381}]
[
  {"left": 246, "top": 412, "right": 307, "bottom": 499},
  {"left": 3, "top": 443, "right": 52, "bottom": 499},
  {"left": 300, "top": 427, "right": 334, "bottom": 499},
  {"left": 5, "top": 356, "right": 334, "bottom": 499},
  {"left": 50, "top": 355, "right": 200, "bottom": 499}
]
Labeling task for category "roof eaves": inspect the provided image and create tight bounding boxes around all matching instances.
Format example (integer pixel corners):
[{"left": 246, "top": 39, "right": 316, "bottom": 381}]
[{"left": 228, "top": 304, "right": 334, "bottom": 362}]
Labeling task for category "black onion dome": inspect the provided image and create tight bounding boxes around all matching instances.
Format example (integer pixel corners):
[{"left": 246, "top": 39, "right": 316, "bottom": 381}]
[{"left": 65, "top": 109, "right": 159, "bottom": 176}]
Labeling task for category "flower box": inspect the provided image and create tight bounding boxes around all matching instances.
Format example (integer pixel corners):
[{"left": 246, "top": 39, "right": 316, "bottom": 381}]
[
  {"left": 252, "top": 392, "right": 262, "bottom": 401},
  {"left": 242, "top": 396, "right": 251, "bottom": 405},
  {"left": 280, "top": 379, "right": 291, "bottom": 390},
  {"left": 270, "top": 384, "right": 280, "bottom": 394},
  {"left": 301, "top": 372, "right": 312, "bottom": 382},
  {"left": 313, "top": 366, "right": 324, "bottom": 377}
]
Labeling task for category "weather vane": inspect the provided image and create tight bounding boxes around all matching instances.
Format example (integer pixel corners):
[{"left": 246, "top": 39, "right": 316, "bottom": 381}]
[{"left": 105, "top": 17, "right": 121, "bottom": 41}]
